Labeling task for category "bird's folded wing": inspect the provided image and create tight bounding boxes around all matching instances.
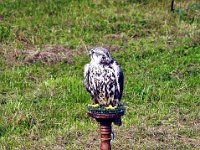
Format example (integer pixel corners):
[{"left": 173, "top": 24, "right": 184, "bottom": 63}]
[{"left": 112, "top": 61, "right": 124, "bottom": 100}]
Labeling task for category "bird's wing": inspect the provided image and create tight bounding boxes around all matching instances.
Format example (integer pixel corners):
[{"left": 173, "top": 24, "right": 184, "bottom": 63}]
[
  {"left": 84, "top": 64, "right": 90, "bottom": 92},
  {"left": 112, "top": 61, "right": 124, "bottom": 100}
]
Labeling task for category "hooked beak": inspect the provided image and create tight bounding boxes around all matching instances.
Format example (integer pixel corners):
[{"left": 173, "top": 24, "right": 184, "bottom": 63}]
[
  {"left": 89, "top": 50, "right": 94, "bottom": 60},
  {"left": 89, "top": 49, "right": 94, "bottom": 56}
]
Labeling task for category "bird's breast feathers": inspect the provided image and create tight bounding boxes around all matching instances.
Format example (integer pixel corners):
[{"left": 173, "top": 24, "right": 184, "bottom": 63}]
[{"left": 89, "top": 64, "right": 115, "bottom": 83}]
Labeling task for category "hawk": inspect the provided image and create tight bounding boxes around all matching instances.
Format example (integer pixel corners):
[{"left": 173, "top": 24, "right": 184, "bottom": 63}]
[{"left": 84, "top": 47, "right": 124, "bottom": 108}]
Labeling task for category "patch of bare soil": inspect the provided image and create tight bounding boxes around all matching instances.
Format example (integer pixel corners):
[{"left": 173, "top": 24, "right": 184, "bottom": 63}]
[
  {"left": 3, "top": 45, "right": 80, "bottom": 64},
  {"left": 24, "top": 45, "right": 75, "bottom": 64},
  {"left": 2, "top": 44, "right": 120, "bottom": 65}
]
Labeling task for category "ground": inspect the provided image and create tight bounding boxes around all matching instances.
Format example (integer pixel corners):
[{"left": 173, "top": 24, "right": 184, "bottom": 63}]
[{"left": 0, "top": 0, "right": 200, "bottom": 149}]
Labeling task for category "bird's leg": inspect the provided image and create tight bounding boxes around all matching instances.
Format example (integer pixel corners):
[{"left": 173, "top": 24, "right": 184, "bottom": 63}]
[
  {"left": 88, "top": 97, "right": 100, "bottom": 107},
  {"left": 105, "top": 96, "right": 117, "bottom": 109},
  {"left": 105, "top": 98, "right": 114, "bottom": 109},
  {"left": 106, "top": 98, "right": 121, "bottom": 109},
  {"left": 107, "top": 96, "right": 111, "bottom": 106}
]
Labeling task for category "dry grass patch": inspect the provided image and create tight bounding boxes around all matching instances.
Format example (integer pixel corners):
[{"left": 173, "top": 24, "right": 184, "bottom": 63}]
[
  {"left": 111, "top": 118, "right": 200, "bottom": 149},
  {"left": 2, "top": 45, "right": 82, "bottom": 65}
]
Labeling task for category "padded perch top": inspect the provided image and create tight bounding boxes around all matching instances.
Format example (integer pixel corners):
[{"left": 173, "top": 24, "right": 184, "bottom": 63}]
[{"left": 87, "top": 105, "right": 125, "bottom": 119}]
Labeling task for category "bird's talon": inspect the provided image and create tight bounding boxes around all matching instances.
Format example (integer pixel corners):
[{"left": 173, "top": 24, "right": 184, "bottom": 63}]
[
  {"left": 105, "top": 105, "right": 117, "bottom": 110},
  {"left": 88, "top": 104, "right": 100, "bottom": 107}
]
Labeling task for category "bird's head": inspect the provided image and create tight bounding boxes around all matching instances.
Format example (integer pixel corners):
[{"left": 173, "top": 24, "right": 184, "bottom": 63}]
[{"left": 89, "top": 47, "right": 113, "bottom": 65}]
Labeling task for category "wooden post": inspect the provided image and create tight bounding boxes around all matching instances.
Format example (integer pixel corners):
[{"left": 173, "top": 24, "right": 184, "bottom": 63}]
[
  {"left": 99, "top": 121, "right": 112, "bottom": 150},
  {"left": 88, "top": 109, "right": 125, "bottom": 150},
  {"left": 171, "top": 0, "right": 175, "bottom": 12}
]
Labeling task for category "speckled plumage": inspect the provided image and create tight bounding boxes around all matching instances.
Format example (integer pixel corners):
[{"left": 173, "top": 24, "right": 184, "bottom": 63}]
[{"left": 84, "top": 47, "right": 124, "bottom": 107}]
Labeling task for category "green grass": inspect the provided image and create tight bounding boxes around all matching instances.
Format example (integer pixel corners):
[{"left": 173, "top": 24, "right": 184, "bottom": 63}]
[{"left": 0, "top": 0, "right": 200, "bottom": 149}]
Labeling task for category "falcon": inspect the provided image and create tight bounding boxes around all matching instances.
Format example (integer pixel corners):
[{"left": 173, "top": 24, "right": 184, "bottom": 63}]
[{"left": 84, "top": 47, "right": 124, "bottom": 108}]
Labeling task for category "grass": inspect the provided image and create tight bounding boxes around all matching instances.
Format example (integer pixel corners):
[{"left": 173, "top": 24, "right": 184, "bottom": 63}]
[{"left": 0, "top": 0, "right": 200, "bottom": 149}]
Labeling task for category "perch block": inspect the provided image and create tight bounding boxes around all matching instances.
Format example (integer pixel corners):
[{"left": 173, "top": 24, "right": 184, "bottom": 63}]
[{"left": 87, "top": 105, "right": 125, "bottom": 150}]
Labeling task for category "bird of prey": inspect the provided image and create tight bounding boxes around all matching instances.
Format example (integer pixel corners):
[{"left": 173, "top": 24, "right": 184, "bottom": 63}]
[{"left": 84, "top": 47, "right": 124, "bottom": 109}]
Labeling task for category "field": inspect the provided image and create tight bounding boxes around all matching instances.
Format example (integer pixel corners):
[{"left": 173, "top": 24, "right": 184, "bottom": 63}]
[{"left": 0, "top": 0, "right": 200, "bottom": 149}]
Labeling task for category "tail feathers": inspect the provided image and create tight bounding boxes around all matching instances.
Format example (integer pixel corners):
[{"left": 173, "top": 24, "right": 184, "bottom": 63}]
[{"left": 113, "top": 118, "right": 122, "bottom": 126}]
